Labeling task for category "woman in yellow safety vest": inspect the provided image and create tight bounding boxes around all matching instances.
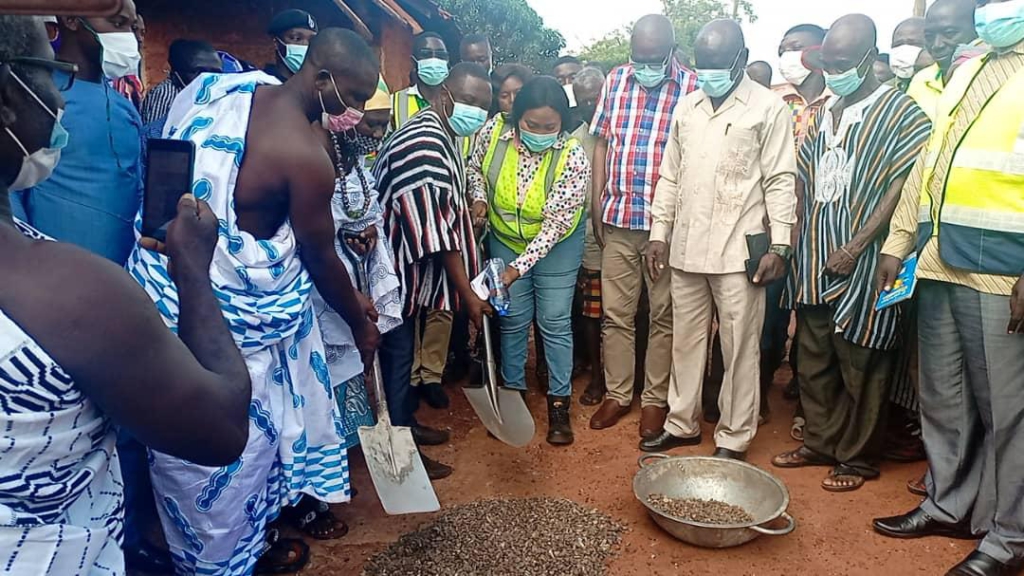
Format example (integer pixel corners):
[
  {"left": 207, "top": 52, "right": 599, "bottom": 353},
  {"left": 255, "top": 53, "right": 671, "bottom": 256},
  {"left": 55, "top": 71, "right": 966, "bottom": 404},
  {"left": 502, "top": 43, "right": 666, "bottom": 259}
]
[{"left": 466, "top": 76, "right": 592, "bottom": 446}]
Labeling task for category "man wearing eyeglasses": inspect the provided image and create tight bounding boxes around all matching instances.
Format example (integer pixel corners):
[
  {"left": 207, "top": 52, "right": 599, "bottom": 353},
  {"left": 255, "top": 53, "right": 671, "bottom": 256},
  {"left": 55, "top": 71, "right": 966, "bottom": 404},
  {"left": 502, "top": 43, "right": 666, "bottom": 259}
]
[
  {"left": 588, "top": 14, "right": 698, "bottom": 440},
  {"left": 10, "top": 2, "right": 143, "bottom": 269}
]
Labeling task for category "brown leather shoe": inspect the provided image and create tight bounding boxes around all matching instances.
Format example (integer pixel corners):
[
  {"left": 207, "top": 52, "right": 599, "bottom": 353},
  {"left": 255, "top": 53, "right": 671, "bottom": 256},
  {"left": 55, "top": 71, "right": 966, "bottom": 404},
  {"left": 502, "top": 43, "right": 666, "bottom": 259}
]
[
  {"left": 589, "top": 399, "right": 631, "bottom": 430},
  {"left": 640, "top": 406, "right": 668, "bottom": 440}
]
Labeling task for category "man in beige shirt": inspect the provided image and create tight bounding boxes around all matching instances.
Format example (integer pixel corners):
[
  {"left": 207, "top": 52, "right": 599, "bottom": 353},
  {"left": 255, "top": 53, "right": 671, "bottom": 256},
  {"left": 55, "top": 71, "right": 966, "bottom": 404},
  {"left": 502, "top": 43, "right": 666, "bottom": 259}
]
[{"left": 642, "top": 19, "right": 796, "bottom": 459}]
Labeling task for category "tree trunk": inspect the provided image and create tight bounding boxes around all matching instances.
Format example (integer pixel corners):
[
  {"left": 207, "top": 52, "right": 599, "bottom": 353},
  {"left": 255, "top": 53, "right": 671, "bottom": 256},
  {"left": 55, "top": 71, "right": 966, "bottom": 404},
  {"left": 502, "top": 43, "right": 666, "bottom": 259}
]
[{"left": 914, "top": 0, "right": 926, "bottom": 17}]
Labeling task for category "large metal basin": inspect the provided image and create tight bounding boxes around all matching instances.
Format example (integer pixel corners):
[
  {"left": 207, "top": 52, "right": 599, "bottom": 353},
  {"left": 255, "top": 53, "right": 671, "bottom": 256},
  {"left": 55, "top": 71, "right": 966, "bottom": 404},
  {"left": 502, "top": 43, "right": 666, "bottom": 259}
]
[{"left": 633, "top": 454, "right": 796, "bottom": 548}]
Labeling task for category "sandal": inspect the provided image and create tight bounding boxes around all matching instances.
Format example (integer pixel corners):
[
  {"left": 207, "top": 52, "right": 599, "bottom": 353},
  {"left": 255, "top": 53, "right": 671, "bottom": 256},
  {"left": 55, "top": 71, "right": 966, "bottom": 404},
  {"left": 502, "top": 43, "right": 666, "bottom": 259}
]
[
  {"left": 772, "top": 445, "right": 834, "bottom": 468},
  {"left": 821, "top": 465, "right": 869, "bottom": 493},
  {"left": 282, "top": 497, "right": 349, "bottom": 541},
  {"left": 255, "top": 528, "right": 310, "bottom": 575},
  {"left": 580, "top": 383, "right": 606, "bottom": 406},
  {"left": 790, "top": 417, "right": 805, "bottom": 442},
  {"left": 907, "top": 474, "right": 927, "bottom": 497}
]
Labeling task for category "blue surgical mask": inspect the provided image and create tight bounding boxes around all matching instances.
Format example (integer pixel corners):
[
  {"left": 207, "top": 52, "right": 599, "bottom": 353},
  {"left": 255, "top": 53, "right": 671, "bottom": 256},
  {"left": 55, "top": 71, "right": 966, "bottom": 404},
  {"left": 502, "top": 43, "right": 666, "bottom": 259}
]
[
  {"left": 976, "top": 0, "right": 1024, "bottom": 49},
  {"left": 632, "top": 59, "right": 669, "bottom": 89},
  {"left": 697, "top": 49, "right": 743, "bottom": 98},
  {"left": 520, "top": 129, "right": 559, "bottom": 153},
  {"left": 417, "top": 58, "right": 450, "bottom": 86},
  {"left": 446, "top": 91, "right": 488, "bottom": 137},
  {"left": 280, "top": 42, "right": 308, "bottom": 73},
  {"left": 824, "top": 50, "right": 871, "bottom": 97},
  {"left": 5, "top": 71, "right": 68, "bottom": 191}
]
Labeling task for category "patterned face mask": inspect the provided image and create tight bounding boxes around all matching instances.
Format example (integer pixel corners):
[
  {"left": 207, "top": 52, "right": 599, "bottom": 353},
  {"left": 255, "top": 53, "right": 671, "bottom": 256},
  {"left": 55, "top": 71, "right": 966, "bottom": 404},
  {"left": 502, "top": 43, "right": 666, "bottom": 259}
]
[{"left": 344, "top": 131, "right": 382, "bottom": 156}]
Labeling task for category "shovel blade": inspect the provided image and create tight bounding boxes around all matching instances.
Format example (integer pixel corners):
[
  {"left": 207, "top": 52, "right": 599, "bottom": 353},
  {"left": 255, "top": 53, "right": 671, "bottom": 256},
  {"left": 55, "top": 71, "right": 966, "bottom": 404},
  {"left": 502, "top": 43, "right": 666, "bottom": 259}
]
[
  {"left": 463, "top": 386, "right": 535, "bottom": 447},
  {"left": 357, "top": 423, "right": 440, "bottom": 515}
]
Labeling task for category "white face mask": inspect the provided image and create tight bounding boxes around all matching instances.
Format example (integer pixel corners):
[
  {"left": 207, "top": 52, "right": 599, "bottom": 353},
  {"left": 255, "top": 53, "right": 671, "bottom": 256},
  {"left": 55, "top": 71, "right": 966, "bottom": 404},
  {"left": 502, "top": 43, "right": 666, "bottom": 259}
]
[
  {"left": 563, "top": 83, "right": 577, "bottom": 108},
  {"left": 96, "top": 31, "right": 141, "bottom": 79},
  {"left": 779, "top": 50, "right": 812, "bottom": 86},
  {"left": 4, "top": 73, "right": 69, "bottom": 191},
  {"left": 890, "top": 45, "right": 923, "bottom": 80}
]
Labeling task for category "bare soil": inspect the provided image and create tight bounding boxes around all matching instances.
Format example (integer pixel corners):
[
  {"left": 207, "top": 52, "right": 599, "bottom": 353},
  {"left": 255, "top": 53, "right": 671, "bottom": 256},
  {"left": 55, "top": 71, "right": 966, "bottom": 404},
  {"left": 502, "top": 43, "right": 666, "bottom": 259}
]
[{"left": 304, "top": 363, "right": 975, "bottom": 576}]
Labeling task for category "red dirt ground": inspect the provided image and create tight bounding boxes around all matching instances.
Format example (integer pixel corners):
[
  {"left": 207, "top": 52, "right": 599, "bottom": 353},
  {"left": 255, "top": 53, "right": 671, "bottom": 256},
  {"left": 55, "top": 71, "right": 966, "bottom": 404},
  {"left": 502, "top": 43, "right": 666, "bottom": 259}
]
[{"left": 305, "top": 364, "right": 976, "bottom": 576}]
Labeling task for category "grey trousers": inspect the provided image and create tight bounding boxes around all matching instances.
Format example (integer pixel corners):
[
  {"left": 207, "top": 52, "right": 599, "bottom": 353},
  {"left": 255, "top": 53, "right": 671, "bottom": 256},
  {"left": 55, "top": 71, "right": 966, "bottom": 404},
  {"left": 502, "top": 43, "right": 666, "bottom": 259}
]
[{"left": 918, "top": 281, "right": 1024, "bottom": 565}]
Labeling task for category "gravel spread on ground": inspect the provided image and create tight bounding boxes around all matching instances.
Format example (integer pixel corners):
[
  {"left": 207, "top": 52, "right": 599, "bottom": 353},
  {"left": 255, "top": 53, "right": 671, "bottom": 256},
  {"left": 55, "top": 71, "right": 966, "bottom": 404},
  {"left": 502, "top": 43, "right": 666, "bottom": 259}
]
[
  {"left": 362, "top": 498, "right": 624, "bottom": 576},
  {"left": 647, "top": 494, "right": 754, "bottom": 525}
]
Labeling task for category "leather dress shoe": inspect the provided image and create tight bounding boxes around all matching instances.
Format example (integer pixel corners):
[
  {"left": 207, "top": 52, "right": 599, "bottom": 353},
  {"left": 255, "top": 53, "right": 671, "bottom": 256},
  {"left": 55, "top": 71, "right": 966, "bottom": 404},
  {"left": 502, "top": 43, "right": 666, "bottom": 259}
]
[
  {"left": 590, "top": 399, "right": 631, "bottom": 430},
  {"left": 640, "top": 406, "right": 668, "bottom": 439},
  {"left": 873, "top": 507, "right": 977, "bottom": 540},
  {"left": 712, "top": 447, "right": 746, "bottom": 461},
  {"left": 947, "top": 551, "right": 1017, "bottom": 576},
  {"left": 639, "top": 430, "right": 702, "bottom": 453},
  {"left": 419, "top": 451, "right": 453, "bottom": 480},
  {"left": 412, "top": 425, "right": 451, "bottom": 446}
]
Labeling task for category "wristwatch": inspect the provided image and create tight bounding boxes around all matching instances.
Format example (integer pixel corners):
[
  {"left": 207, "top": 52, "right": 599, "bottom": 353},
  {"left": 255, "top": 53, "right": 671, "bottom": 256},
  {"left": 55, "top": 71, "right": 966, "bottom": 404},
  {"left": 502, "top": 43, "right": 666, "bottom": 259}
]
[{"left": 769, "top": 244, "right": 793, "bottom": 260}]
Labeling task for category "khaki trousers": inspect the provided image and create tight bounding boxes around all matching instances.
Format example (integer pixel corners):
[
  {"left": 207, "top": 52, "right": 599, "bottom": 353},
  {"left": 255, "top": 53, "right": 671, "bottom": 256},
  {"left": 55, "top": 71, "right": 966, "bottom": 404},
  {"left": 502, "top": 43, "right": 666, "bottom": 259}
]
[
  {"left": 665, "top": 270, "right": 765, "bottom": 452},
  {"left": 411, "top": 309, "right": 453, "bottom": 386},
  {"left": 601, "top": 225, "right": 672, "bottom": 408}
]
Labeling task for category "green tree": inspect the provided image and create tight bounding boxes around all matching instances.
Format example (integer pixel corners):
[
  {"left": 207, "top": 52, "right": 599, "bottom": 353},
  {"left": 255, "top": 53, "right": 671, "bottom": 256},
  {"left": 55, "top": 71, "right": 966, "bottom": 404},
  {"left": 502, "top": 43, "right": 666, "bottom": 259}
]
[
  {"left": 435, "top": 0, "right": 566, "bottom": 71},
  {"left": 579, "top": 0, "right": 757, "bottom": 70}
]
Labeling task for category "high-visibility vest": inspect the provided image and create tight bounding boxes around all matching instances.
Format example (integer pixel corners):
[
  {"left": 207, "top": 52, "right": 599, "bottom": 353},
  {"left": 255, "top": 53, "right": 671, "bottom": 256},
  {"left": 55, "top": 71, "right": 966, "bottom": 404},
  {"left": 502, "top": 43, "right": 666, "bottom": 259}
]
[
  {"left": 917, "top": 53, "right": 1024, "bottom": 276},
  {"left": 391, "top": 89, "right": 426, "bottom": 130},
  {"left": 481, "top": 115, "right": 583, "bottom": 253},
  {"left": 906, "top": 63, "right": 943, "bottom": 121}
]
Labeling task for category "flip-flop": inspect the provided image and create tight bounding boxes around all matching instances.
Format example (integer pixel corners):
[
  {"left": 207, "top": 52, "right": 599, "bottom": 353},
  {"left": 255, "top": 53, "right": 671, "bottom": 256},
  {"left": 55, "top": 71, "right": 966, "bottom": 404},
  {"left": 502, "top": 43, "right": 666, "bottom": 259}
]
[
  {"left": 579, "top": 388, "right": 605, "bottom": 406},
  {"left": 255, "top": 529, "right": 310, "bottom": 575},
  {"left": 772, "top": 445, "right": 833, "bottom": 468},
  {"left": 283, "top": 498, "right": 350, "bottom": 541},
  {"left": 790, "top": 417, "right": 805, "bottom": 442}
]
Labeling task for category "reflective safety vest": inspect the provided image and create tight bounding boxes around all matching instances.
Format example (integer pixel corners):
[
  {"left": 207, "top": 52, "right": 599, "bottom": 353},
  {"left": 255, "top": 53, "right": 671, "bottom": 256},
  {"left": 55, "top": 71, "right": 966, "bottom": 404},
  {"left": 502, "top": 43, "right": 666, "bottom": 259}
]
[
  {"left": 391, "top": 89, "right": 426, "bottom": 130},
  {"left": 481, "top": 115, "right": 583, "bottom": 253},
  {"left": 917, "top": 53, "right": 1024, "bottom": 276}
]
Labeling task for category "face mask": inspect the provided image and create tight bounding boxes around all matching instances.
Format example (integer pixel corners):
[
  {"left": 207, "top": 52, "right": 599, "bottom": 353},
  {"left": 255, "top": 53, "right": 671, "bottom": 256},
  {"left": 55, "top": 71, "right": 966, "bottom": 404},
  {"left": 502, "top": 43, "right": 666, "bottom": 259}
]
[
  {"left": 319, "top": 72, "right": 365, "bottom": 132},
  {"left": 4, "top": 73, "right": 69, "bottom": 191},
  {"left": 83, "top": 21, "right": 141, "bottom": 80},
  {"left": 890, "top": 45, "right": 923, "bottom": 79},
  {"left": 520, "top": 129, "right": 559, "bottom": 153},
  {"left": 975, "top": 0, "right": 1024, "bottom": 49},
  {"left": 444, "top": 89, "right": 488, "bottom": 137},
  {"left": 417, "top": 58, "right": 449, "bottom": 86},
  {"left": 697, "top": 49, "right": 742, "bottom": 98},
  {"left": 345, "top": 132, "right": 382, "bottom": 156},
  {"left": 563, "top": 84, "right": 578, "bottom": 108},
  {"left": 633, "top": 61, "right": 668, "bottom": 89},
  {"left": 280, "top": 42, "right": 308, "bottom": 74},
  {"left": 824, "top": 50, "right": 871, "bottom": 97},
  {"left": 779, "top": 50, "right": 812, "bottom": 86}
]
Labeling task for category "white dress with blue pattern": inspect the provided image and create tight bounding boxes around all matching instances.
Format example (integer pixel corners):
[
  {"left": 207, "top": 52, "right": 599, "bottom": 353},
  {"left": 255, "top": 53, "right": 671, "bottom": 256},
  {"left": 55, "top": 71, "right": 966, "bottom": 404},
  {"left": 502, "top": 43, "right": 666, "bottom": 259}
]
[
  {"left": 0, "top": 225, "right": 125, "bottom": 576},
  {"left": 125, "top": 72, "right": 349, "bottom": 575}
]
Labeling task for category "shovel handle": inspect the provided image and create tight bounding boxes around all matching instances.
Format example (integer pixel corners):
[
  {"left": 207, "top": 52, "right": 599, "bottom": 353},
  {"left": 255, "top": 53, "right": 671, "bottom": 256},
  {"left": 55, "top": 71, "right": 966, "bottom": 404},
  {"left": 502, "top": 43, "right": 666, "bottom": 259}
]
[{"left": 342, "top": 242, "right": 393, "bottom": 427}]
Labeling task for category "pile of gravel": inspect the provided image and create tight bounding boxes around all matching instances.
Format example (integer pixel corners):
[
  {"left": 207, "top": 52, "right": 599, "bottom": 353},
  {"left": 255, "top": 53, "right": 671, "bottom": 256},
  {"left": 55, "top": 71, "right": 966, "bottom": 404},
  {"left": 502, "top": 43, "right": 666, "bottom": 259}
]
[
  {"left": 647, "top": 494, "right": 754, "bottom": 525},
  {"left": 362, "top": 498, "right": 624, "bottom": 576}
]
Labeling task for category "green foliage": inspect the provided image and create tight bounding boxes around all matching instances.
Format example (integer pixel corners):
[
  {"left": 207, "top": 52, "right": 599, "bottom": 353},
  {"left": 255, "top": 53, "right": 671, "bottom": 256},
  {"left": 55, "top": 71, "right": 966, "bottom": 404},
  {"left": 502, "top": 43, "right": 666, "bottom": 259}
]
[
  {"left": 578, "top": 0, "right": 758, "bottom": 70},
  {"left": 435, "top": 0, "right": 567, "bottom": 71}
]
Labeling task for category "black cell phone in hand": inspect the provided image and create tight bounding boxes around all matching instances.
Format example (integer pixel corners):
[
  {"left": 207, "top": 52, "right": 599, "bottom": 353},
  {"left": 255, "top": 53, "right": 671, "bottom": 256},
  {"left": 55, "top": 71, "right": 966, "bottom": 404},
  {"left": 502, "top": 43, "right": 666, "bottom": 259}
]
[{"left": 143, "top": 139, "right": 196, "bottom": 242}]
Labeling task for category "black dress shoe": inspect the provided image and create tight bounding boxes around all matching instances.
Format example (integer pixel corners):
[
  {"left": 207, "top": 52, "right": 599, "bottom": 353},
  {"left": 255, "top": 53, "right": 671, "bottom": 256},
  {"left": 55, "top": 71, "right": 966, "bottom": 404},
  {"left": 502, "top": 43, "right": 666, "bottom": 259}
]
[
  {"left": 420, "top": 382, "right": 451, "bottom": 409},
  {"left": 712, "top": 447, "right": 746, "bottom": 461},
  {"left": 412, "top": 425, "right": 451, "bottom": 446},
  {"left": 420, "top": 452, "right": 453, "bottom": 480},
  {"left": 947, "top": 551, "right": 1016, "bottom": 576},
  {"left": 639, "top": 431, "right": 702, "bottom": 453},
  {"left": 873, "top": 508, "right": 977, "bottom": 540}
]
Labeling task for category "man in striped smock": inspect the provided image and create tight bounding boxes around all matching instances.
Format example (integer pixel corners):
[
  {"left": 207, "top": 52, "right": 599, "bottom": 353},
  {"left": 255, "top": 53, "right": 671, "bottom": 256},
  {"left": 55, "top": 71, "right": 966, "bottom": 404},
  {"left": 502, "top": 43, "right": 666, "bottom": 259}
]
[{"left": 772, "top": 14, "right": 931, "bottom": 492}]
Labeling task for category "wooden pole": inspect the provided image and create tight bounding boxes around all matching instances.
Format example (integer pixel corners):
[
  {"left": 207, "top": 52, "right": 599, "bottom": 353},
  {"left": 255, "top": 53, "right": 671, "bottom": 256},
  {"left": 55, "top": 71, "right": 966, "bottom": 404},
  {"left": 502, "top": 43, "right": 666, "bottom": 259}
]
[
  {"left": 914, "top": 0, "right": 926, "bottom": 17},
  {"left": 732, "top": 0, "right": 740, "bottom": 18}
]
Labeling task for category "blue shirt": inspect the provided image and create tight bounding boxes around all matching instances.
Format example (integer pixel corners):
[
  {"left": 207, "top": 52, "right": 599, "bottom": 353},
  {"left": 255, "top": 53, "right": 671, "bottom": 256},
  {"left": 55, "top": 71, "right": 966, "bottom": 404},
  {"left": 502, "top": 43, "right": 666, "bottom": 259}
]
[{"left": 11, "top": 71, "right": 144, "bottom": 266}]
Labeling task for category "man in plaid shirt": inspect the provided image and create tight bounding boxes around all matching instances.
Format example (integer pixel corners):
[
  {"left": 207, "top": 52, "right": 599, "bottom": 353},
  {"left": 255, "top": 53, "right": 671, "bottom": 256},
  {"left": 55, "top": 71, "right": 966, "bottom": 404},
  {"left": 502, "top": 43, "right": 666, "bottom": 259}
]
[{"left": 588, "top": 14, "right": 699, "bottom": 439}]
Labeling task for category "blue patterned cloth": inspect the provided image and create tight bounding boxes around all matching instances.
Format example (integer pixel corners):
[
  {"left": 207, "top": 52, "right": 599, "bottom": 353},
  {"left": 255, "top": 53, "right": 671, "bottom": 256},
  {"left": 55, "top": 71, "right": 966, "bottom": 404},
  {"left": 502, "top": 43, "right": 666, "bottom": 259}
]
[
  {"left": 0, "top": 250, "right": 124, "bottom": 575},
  {"left": 125, "top": 71, "right": 349, "bottom": 576}
]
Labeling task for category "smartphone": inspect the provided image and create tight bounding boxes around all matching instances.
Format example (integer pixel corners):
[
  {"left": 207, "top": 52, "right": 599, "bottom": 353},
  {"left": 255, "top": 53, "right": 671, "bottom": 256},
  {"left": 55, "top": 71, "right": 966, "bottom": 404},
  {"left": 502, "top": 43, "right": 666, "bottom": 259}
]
[{"left": 143, "top": 139, "right": 196, "bottom": 242}]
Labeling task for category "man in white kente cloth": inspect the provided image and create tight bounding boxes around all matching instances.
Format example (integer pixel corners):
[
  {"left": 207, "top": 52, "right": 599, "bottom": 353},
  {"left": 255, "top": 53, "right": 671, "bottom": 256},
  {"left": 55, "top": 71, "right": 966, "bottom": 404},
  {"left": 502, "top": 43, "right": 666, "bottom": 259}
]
[{"left": 127, "top": 29, "right": 382, "bottom": 575}]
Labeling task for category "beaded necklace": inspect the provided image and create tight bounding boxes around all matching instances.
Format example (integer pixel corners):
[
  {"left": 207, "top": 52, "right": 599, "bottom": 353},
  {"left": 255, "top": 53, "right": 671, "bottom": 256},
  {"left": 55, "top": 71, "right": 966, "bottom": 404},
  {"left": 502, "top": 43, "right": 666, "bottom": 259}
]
[{"left": 330, "top": 131, "right": 373, "bottom": 220}]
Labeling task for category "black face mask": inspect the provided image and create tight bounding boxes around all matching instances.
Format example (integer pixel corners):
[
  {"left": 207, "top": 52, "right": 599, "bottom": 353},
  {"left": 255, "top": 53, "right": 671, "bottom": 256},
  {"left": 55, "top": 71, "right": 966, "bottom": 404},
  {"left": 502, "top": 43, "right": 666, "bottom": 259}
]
[{"left": 344, "top": 131, "right": 382, "bottom": 157}]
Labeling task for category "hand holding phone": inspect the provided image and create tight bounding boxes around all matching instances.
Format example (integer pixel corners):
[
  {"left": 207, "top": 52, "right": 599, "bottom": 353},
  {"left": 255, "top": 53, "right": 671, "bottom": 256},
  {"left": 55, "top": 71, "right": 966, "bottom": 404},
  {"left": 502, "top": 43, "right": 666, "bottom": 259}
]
[{"left": 143, "top": 139, "right": 197, "bottom": 243}]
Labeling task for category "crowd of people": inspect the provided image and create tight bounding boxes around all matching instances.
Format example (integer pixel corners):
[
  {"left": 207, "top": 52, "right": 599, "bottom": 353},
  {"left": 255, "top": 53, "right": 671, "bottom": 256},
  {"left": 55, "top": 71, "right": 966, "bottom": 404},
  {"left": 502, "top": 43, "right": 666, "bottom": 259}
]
[{"left": 0, "top": 0, "right": 1022, "bottom": 574}]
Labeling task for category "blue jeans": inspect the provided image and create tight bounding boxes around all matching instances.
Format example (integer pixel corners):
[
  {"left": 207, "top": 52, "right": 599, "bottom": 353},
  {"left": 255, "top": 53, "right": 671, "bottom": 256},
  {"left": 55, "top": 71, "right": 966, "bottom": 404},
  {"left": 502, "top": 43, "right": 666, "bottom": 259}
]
[
  {"left": 379, "top": 316, "right": 418, "bottom": 427},
  {"left": 489, "top": 227, "right": 583, "bottom": 397}
]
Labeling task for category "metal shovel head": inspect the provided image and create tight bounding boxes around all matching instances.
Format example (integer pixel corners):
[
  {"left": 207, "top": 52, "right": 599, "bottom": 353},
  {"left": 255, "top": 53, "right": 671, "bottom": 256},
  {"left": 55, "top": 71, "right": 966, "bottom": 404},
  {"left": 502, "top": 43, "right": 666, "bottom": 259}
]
[
  {"left": 357, "top": 422, "right": 440, "bottom": 515},
  {"left": 463, "top": 386, "right": 536, "bottom": 447}
]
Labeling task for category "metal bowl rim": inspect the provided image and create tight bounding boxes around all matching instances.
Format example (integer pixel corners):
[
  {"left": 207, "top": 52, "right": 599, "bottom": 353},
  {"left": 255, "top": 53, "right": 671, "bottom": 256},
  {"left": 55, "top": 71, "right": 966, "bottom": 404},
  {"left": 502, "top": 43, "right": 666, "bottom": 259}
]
[{"left": 632, "top": 456, "right": 791, "bottom": 530}]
